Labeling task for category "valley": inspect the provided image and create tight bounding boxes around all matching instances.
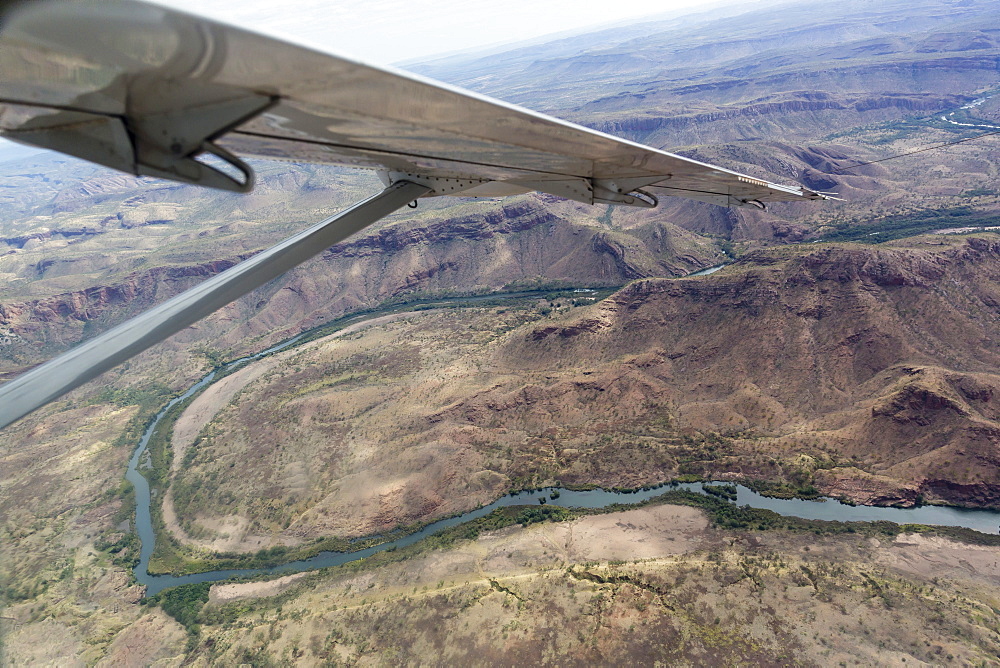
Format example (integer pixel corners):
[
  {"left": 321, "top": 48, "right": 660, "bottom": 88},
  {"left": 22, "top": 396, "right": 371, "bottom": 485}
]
[
  {"left": 128, "top": 237, "right": 1000, "bottom": 563},
  {"left": 2, "top": 0, "right": 1000, "bottom": 664},
  {"left": 154, "top": 509, "right": 1000, "bottom": 666},
  {"left": 121, "top": 287, "right": 1000, "bottom": 586}
]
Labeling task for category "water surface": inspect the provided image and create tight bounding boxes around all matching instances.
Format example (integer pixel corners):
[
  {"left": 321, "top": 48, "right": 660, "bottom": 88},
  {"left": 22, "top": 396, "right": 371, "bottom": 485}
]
[{"left": 126, "top": 295, "right": 1000, "bottom": 596}]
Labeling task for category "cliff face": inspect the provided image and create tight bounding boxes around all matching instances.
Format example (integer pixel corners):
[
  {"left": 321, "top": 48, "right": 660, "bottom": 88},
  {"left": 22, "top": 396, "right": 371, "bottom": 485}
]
[
  {"left": 0, "top": 259, "right": 241, "bottom": 374},
  {"left": 0, "top": 199, "right": 721, "bottom": 375},
  {"left": 588, "top": 93, "right": 972, "bottom": 146},
  {"left": 221, "top": 201, "right": 715, "bottom": 356}
]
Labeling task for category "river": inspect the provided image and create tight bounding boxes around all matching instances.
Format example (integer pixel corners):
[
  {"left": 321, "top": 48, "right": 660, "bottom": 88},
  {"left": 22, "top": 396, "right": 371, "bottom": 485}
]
[
  {"left": 687, "top": 264, "right": 727, "bottom": 276},
  {"left": 941, "top": 93, "right": 1000, "bottom": 131},
  {"left": 125, "top": 290, "right": 1000, "bottom": 597}
]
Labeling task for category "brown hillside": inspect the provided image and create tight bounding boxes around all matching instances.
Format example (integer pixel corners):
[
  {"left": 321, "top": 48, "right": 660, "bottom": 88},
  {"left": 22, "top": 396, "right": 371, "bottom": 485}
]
[
  {"left": 160, "top": 237, "right": 1000, "bottom": 555},
  {"left": 0, "top": 198, "right": 720, "bottom": 375},
  {"left": 491, "top": 235, "right": 1000, "bottom": 506}
]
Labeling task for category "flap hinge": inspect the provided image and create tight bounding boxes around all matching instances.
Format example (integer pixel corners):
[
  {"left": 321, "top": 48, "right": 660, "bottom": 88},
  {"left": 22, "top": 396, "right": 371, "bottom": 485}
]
[{"left": 3, "top": 92, "right": 275, "bottom": 192}]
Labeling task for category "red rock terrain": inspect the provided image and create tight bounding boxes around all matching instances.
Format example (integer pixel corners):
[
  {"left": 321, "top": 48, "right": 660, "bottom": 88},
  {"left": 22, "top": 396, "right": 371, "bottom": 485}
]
[
  {"left": 3, "top": 1, "right": 1000, "bottom": 661},
  {"left": 0, "top": 197, "right": 721, "bottom": 376},
  {"left": 505, "top": 236, "right": 1000, "bottom": 506},
  {"left": 163, "top": 236, "right": 1000, "bottom": 553},
  {"left": 485, "top": 236, "right": 1000, "bottom": 507}
]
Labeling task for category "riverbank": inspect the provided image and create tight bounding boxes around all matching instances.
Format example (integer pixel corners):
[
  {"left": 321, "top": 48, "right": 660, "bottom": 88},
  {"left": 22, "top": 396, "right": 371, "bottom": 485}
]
[
  {"left": 167, "top": 503, "right": 1000, "bottom": 666},
  {"left": 136, "top": 480, "right": 1000, "bottom": 596},
  {"left": 122, "top": 286, "right": 1000, "bottom": 597}
]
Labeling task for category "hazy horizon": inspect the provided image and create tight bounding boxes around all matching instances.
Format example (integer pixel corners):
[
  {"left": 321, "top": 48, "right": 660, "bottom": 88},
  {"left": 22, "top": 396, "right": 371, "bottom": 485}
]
[{"left": 0, "top": 0, "right": 732, "bottom": 161}]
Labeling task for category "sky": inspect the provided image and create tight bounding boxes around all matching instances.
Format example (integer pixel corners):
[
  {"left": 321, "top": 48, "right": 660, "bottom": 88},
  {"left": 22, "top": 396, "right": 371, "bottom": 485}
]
[
  {"left": 153, "top": 0, "right": 720, "bottom": 65},
  {"left": 0, "top": 0, "right": 720, "bottom": 160}
]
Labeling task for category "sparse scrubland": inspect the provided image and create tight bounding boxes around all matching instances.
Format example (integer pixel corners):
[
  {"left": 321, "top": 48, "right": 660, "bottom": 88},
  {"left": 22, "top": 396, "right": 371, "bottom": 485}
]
[
  {"left": 151, "top": 236, "right": 1000, "bottom": 563},
  {"left": 129, "top": 507, "right": 1000, "bottom": 665},
  {"left": 3, "top": 0, "right": 1000, "bottom": 663}
]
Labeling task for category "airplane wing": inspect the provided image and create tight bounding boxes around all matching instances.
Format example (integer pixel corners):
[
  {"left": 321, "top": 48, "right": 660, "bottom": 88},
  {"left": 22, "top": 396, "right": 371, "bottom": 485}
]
[
  {"left": 0, "top": 0, "right": 827, "bottom": 208},
  {"left": 0, "top": 0, "right": 830, "bottom": 428}
]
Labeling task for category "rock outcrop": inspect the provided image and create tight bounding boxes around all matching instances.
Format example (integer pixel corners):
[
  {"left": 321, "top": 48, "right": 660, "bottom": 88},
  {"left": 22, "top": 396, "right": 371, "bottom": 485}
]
[
  {"left": 0, "top": 199, "right": 721, "bottom": 374},
  {"left": 489, "top": 237, "right": 1000, "bottom": 507}
]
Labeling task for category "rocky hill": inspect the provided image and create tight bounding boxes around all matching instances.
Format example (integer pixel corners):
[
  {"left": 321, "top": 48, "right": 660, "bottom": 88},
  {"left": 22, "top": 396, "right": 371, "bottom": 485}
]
[
  {"left": 153, "top": 237, "right": 1000, "bottom": 556},
  {"left": 497, "top": 236, "right": 1000, "bottom": 507}
]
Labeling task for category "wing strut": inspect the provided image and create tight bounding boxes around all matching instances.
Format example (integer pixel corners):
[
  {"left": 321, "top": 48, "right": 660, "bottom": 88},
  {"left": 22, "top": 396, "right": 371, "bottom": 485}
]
[{"left": 0, "top": 180, "right": 431, "bottom": 429}]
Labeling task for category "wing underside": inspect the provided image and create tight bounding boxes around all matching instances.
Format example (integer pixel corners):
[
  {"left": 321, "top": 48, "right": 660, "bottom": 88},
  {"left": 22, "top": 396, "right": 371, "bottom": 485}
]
[
  {"left": 0, "top": 0, "right": 827, "bottom": 208},
  {"left": 0, "top": 0, "right": 832, "bottom": 427}
]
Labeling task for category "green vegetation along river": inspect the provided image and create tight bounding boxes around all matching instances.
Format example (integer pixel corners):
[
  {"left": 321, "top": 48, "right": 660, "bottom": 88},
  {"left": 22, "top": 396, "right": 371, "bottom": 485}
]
[{"left": 125, "top": 289, "right": 1000, "bottom": 597}]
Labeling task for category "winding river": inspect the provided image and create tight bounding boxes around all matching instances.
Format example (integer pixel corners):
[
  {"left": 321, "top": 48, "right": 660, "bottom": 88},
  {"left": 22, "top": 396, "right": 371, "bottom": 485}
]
[
  {"left": 126, "top": 290, "right": 1000, "bottom": 597},
  {"left": 941, "top": 93, "right": 1000, "bottom": 131}
]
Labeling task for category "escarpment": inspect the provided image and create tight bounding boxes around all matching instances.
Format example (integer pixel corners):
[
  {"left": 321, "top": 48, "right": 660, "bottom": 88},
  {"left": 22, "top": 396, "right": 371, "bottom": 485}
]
[{"left": 0, "top": 199, "right": 721, "bottom": 373}]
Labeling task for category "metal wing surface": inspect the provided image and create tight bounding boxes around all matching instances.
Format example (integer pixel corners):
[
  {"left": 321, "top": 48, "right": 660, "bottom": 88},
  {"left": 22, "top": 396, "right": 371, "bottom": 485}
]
[
  {"left": 0, "top": 0, "right": 827, "bottom": 207},
  {"left": 0, "top": 0, "right": 832, "bottom": 428}
]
